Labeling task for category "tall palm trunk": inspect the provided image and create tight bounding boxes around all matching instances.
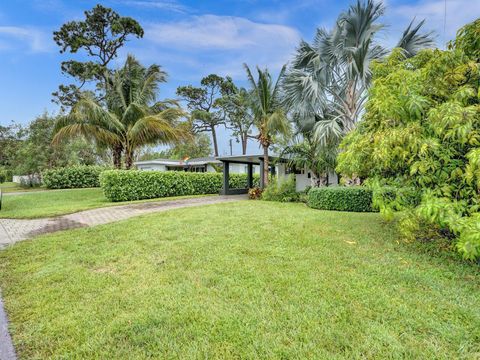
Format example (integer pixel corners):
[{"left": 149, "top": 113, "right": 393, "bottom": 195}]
[
  {"left": 113, "top": 143, "right": 123, "bottom": 169},
  {"left": 124, "top": 148, "right": 134, "bottom": 170},
  {"left": 262, "top": 143, "right": 269, "bottom": 187}
]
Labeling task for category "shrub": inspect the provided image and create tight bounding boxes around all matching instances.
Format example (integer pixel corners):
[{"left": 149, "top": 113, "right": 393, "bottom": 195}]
[
  {"left": 42, "top": 166, "right": 106, "bottom": 189},
  {"left": 307, "top": 186, "right": 373, "bottom": 212},
  {"left": 248, "top": 187, "right": 262, "bottom": 200},
  {"left": 261, "top": 176, "right": 299, "bottom": 202},
  {"left": 100, "top": 170, "right": 260, "bottom": 202},
  {"left": 0, "top": 170, "right": 6, "bottom": 184}
]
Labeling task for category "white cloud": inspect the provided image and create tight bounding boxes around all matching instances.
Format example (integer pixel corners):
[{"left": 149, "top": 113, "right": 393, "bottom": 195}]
[
  {"left": 120, "top": 0, "right": 188, "bottom": 13},
  {"left": 389, "top": 0, "right": 480, "bottom": 46},
  {"left": 145, "top": 15, "right": 301, "bottom": 51},
  {"left": 0, "top": 26, "right": 52, "bottom": 53}
]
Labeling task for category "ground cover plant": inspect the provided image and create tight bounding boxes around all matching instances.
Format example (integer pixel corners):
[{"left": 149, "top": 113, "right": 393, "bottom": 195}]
[
  {"left": 0, "top": 201, "right": 478, "bottom": 359},
  {"left": 337, "top": 19, "right": 480, "bottom": 260},
  {"left": 0, "top": 188, "right": 211, "bottom": 219}
]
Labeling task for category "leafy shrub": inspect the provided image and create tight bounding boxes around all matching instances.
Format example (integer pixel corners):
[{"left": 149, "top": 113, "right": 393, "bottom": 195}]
[
  {"left": 248, "top": 187, "right": 262, "bottom": 200},
  {"left": 100, "top": 170, "right": 260, "bottom": 202},
  {"left": 42, "top": 166, "right": 106, "bottom": 189},
  {"left": 261, "top": 176, "right": 299, "bottom": 202},
  {"left": 307, "top": 187, "right": 373, "bottom": 212},
  {"left": 0, "top": 170, "right": 6, "bottom": 184},
  {"left": 336, "top": 19, "right": 480, "bottom": 259}
]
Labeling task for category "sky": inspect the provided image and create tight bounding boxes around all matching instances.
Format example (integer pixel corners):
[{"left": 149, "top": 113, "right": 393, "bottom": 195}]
[{"left": 0, "top": 0, "right": 479, "bottom": 155}]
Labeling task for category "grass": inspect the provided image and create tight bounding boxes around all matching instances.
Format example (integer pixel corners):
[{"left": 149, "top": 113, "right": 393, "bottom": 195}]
[
  {"left": 0, "top": 182, "right": 46, "bottom": 193},
  {"left": 0, "top": 201, "right": 478, "bottom": 359},
  {"left": 0, "top": 187, "right": 213, "bottom": 219}
]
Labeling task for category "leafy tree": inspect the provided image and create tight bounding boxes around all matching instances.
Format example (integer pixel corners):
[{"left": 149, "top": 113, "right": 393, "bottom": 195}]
[
  {"left": 10, "top": 113, "right": 100, "bottom": 177},
  {"left": 176, "top": 74, "right": 228, "bottom": 156},
  {"left": 244, "top": 64, "right": 290, "bottom": 186},
  {"left": 336, "top": 18, "right": 480, "bottom": 260},
  {"left": 217, "top": 81, "right": 254, "bottom": 155},
  {"left": 283, "top": 0, "right": 434, "bottom": 149},
  {"left": 168, "top": 133, "right": 212, "bottom": 159},
  {"left": 54, "top": 55, "right": 188, "bottom": 169},
  {"left": 53, "top": 4, "right": 144, "bottom": 108},
  {"left": 0, "top": 122, "right": 24, "bottom": 169}
]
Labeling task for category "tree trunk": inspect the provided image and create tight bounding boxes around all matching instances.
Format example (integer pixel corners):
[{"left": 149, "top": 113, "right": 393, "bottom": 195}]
[
  {"left": 241, "top": 133, "right": 247, "bottom": 155},
  {"left": 211, "top": 127, "right": 219, "bottom": 157},
  {"left": 124, "top": 149, "right": 134, "bottom": 170},
  {"left": 113, "top": 143, "right": 123, "bottom": 169},
  {"left": 263, "top": 144, "right": 269, "bottom": 187}
]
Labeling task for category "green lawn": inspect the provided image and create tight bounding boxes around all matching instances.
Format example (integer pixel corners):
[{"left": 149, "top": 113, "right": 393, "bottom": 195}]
[
  {"left": 0, "top": 201, "right": 478, "bottom": 359},
  {"left": 0, "top": 182, "right": 46, "bottom": 194},
  {"left": 0, "top": 188, "right": 213, "bottom": 219}
]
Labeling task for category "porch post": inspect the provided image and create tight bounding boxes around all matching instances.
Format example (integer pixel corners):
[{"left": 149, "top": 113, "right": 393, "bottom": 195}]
[
  {"left": 247, "top": 163, "right": 253, "bottom": 188},
  {"left": 259, "top": 159, "right": 265, "bottom": 189},
  {"left": 221, "top": 161, "right": 230, "bottom": 195}
]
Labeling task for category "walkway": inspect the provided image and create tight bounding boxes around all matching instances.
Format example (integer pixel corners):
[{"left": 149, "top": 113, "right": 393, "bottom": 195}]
[{"left": 0, "top": 195, "right": 246, "bottom": 249}]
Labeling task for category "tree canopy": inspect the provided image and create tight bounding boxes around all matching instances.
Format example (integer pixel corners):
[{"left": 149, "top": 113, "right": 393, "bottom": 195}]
[{"left": 336, "top": 18, "right": 480, "bottom": 260}]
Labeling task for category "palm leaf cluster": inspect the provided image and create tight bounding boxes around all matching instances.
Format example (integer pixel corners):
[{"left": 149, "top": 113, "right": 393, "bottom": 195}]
[
  {"left": 283, "top": 0, "right": 435, "bottom": 148},
  {"left": 54, "top": 55, "right": 188, "bottom": 168}
]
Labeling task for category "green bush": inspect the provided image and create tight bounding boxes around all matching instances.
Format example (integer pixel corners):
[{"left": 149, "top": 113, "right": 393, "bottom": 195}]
[
  {"left": 42, "top": 166, "right": 106, "bottom": 189},
  {"left": 0, "top": 171, "right": 6, "bottom": 184},
  {"left": 261, "top": 175, "right": 299, "bottom": 202},
  {"left": 307, "top": 186, "right": 373, "bottom": 212},
  {"left": 100, "top": 170, "right": 260, "bottom": 202}
]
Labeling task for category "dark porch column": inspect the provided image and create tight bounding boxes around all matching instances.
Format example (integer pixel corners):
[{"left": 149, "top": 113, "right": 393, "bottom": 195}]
[
  {"left": 247, "top": 163, "right": 253, "bottom": 188},
  {"left": 221, "top": 161, "right": 230, "bottom": 195},
  {"left": 259, "top": 159, "right": 265, "bottom": 189}
]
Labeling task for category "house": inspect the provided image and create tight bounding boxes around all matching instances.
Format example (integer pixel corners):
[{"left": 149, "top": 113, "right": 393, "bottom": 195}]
[
  {"left": 216, "top": 154, "right": 338, "bottom": 194},
  {"left": 134, "top": 157, "right": 260, "bottom": 174}
]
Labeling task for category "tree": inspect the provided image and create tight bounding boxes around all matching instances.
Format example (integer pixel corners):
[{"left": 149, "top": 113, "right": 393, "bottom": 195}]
[
  {"left": 54, "top": 55, "right": 188, "bottom": 169},
  {"left": 11, "top": 113, "right": 100, "bottom": 177},
  {"left": 168, "top": 133, "right": 212, "bottom": 159},
  {"left": 176, "top": 74, "right": 227, "bottom": 156},
  {"left": 217, "top": 80, "right": 254, "bottom": 155},
  {"left": 283, "top": 0, "right": 435, "bottom": 148},
  {"left": 336, "top": 18, "right": 480, "bottom": 260},
  {"left": 0, "top": 122, "right": 24, "bottom": 169},
  {"left": 244, "top": 64, "right": 290, "bottom": 186},
  {"left": 53, "top": 4, "right": 144, "bottom": 108}
]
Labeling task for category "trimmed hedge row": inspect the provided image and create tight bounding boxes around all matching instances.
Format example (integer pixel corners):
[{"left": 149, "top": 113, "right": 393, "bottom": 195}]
[
  {"left": 100, "top": 170, "right": 260, "bottom": 202},
  {"left": 42, "top": 166, "right": 107, "bottom": 189},
  {"left": 307, "top": 186, "right": 373, "bottom": 212}
]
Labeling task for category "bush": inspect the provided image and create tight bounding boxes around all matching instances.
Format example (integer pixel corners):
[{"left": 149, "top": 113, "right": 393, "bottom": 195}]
[
  {"left": 261, "top": 176, "right": 299, "bottom": 202},
  {"left": 100, "top": 170, "right": 260, "bottom": 202},
  {"left": 0, "top": 170, "right": 6, "bottom": 184},
  {"left": 42, "top": 166, "right": 106, "bottom": 189},
  {"left": 248, "top": 187, "right": 262, "bottom": 200},
  {"left": 307, "top": 186, "right": 373, "bottom": 212}
]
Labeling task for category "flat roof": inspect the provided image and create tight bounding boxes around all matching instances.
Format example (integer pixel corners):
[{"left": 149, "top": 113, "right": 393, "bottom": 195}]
[{"left": 216, "top": 154, "right": 287, "bottom": 164}]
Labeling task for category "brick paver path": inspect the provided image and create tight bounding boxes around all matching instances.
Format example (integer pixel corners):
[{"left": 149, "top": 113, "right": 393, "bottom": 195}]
[{"left": 0, "top": 195, "right": 246, "bottom": 248}]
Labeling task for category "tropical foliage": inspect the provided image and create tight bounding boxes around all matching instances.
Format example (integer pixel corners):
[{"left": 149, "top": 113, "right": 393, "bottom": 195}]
[
  {"left": 54, "top": 55, "right": 188, "bottom": 169},
  {"left": 282, "top": 0, "right": 434, "bottom": 178},
  {"left": 307, "top": 187, "right": 373, "bottom": 212},
  {"left": 337, "top": 19, "right": 480, "bottom": 260},
  {"left": 244, "top": 64, "right": 290, "bottom": 186}
]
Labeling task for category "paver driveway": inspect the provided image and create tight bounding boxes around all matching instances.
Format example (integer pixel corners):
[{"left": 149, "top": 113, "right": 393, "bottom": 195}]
[{"left": 0, "top": 195, "right": 246, "bottom": 248}]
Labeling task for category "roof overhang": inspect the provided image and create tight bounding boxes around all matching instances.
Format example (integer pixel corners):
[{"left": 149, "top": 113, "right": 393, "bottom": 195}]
[{"left": 216, "top": 154, "right": 288, "bottom": 165}]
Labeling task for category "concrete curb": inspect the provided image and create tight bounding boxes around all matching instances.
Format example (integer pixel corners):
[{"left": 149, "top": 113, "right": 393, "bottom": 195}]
[{"left": 0, "top": 293, "right": 16, "bottom": 360}]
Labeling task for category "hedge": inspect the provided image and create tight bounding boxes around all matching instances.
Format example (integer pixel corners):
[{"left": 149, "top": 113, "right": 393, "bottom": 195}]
[
  {"left": 42, "top": 166, "right": 107, "bottom": 189},
  {"left": 307, "top": 186, "right": 373, "bottom": 212},
  {"left": 100, "top": 170, "right": 260, "bottom": 202}
]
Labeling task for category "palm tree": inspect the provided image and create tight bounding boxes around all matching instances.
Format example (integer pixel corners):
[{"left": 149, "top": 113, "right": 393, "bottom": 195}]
[
  {"left": 244, "top": 64, "right": 290, "bottom": 186},
  {"left": 283, "top": 0, "right": 435, "bottom": 147},
  {"left": 54, "top": 55, "right": 188, "bottom": 169}
]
